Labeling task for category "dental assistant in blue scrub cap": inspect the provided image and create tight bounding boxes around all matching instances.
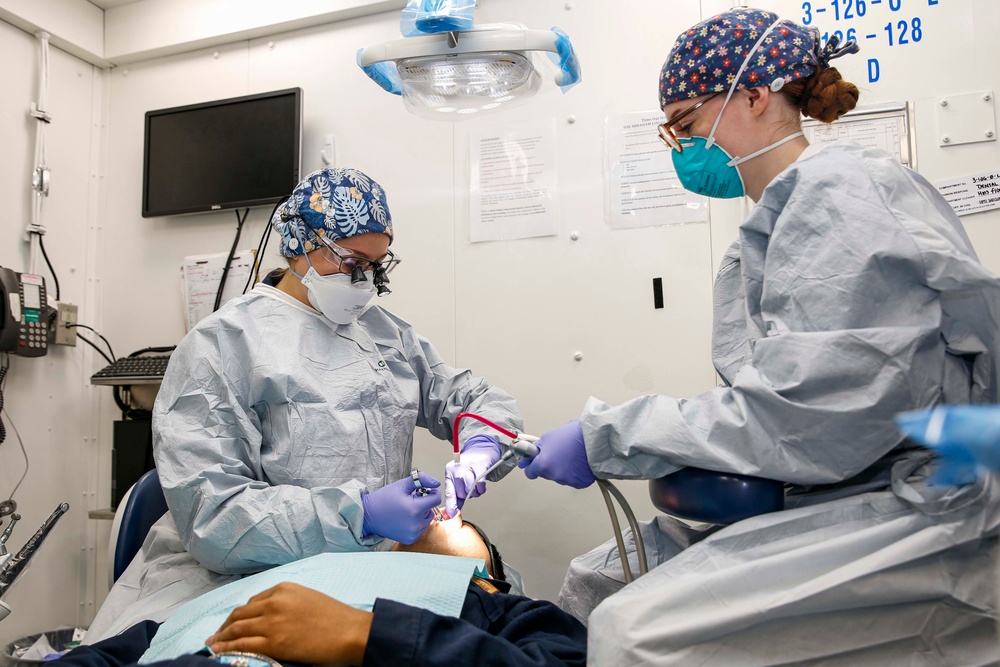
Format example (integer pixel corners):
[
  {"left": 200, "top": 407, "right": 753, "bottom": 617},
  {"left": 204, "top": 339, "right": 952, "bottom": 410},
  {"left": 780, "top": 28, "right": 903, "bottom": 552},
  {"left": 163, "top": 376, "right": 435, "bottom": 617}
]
[{"left": 520, "top": 8, "right": 1000, "bottom": 664}]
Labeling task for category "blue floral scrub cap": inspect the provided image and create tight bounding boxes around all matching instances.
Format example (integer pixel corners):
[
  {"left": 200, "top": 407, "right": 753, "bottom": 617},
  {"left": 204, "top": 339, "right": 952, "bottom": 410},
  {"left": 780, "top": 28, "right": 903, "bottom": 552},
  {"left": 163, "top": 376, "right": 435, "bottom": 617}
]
[
  {"left": 659, "top": 7, "right": 859, "bottom": 108},
  {"left": 272, "top": 167, "right": 393, "bottom": 258}
]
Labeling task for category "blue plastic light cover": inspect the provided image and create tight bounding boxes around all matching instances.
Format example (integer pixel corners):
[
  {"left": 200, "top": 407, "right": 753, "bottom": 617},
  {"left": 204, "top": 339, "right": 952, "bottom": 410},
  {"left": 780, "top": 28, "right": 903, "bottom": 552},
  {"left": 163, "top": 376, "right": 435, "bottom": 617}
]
[
  {"left": 547, "top": 26, "right": 582, "bottom": 91},
  {"left": 401, "top": 0, "right": 476, "bottom": 37},
  {"left": 357, "top": 48, "right": 401, "bottom": 96}
]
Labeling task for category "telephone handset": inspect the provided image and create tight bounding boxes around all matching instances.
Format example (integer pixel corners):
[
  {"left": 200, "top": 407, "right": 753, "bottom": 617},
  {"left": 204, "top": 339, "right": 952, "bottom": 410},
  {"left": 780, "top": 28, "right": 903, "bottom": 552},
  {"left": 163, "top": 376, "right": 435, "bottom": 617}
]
[{"left": 0, "top": 267, "right": 49, "bottom": 357}]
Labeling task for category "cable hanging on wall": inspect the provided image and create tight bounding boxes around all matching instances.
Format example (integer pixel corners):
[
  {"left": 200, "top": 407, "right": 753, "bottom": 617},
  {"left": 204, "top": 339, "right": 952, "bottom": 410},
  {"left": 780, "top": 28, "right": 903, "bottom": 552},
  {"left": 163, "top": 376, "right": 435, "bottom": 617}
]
[
  {"left": 214, "top": 208, "right": 249, "bottom": 312},
  {"left": 0, "top": 355, "right": 8, "bottom": 447},
  {"left": 26, "top": 31, "right": 60, "bottom": 301},
  {"left": 243, "top": 196, "right": 289, "bottom": 295},
  {"left": 0, "top": 353, "right": 29, "bottom": 504}
]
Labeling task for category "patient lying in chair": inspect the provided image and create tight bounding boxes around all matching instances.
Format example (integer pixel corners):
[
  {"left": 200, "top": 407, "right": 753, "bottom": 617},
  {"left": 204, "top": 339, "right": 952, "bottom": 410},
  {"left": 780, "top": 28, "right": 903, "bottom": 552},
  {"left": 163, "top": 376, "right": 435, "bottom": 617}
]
[{"left": 56, "top": 517, "right": 586, "bottom": 667}]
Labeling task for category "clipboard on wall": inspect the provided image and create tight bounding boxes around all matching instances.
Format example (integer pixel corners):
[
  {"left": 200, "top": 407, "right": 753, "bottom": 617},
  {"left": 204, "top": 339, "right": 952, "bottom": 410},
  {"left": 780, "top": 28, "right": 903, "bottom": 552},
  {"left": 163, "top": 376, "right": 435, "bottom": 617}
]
[
  {"left": 800, "top": 102, "right": 914, "bottom": 168},
  {"left": 181, "top": 249, "right": 256, "bottom": 332}
]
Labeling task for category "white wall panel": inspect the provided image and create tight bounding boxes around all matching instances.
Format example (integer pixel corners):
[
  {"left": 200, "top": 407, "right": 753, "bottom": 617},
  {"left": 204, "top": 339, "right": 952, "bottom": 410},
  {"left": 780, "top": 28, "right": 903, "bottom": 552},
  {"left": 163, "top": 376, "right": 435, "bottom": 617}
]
[{"left": 0, "top": 18, "right": 103, "bottom": 645}]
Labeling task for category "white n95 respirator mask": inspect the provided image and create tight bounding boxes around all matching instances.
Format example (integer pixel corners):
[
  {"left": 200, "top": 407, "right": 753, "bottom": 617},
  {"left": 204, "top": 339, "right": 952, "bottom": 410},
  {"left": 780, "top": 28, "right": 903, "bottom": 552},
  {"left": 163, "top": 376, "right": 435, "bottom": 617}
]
[{"left": 299, "top": 268, "right": 375, "bottom": 325}]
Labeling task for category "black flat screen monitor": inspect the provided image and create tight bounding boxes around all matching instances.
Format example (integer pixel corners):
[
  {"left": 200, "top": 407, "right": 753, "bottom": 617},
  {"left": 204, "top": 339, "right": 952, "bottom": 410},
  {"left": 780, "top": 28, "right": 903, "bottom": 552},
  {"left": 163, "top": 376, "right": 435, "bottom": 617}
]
[{"left": 142, "top": 88, "right": 302, "bottom": 217}]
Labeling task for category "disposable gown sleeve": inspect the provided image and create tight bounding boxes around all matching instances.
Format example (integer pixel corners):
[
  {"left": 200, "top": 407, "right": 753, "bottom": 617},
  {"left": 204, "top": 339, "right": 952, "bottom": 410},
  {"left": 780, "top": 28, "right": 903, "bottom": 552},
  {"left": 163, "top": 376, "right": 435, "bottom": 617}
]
[
  {"left": 583, "top": 161, "right": 952, "bottom": 485},
  {"left": 386, "top": 311, "right": 523, "bottom": 481},
  {"left": 153, "top": 320, "right": 378, "bottom": 576}
]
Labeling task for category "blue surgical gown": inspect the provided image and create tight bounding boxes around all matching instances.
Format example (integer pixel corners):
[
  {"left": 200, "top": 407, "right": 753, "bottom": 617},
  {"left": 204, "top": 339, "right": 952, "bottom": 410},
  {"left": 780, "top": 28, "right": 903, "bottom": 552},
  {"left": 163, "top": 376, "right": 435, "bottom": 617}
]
[
  {"left": 568, "top": 142, "right": 1000, "bottom": 664},
  {"left": 86, "top": 284, "right": 521, "bottom": 641}
]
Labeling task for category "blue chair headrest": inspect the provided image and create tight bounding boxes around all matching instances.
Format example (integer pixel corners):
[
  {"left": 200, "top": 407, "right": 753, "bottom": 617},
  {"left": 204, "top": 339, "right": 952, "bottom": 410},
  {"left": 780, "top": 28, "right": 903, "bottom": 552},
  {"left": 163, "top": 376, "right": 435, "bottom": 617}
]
[
  {"left": 649, "top": 467, "right": 784, "bottom": 525},
  {"left": 113, "top": 469, "right": 168, "bottom": 581}
]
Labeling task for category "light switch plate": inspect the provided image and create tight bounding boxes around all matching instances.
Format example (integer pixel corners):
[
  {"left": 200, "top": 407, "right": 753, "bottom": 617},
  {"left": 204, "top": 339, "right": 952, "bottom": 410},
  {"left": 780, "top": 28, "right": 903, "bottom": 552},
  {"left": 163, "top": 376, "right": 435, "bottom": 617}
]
[{"left": 54, "top": 302, "right": 78, "bottom": 346}]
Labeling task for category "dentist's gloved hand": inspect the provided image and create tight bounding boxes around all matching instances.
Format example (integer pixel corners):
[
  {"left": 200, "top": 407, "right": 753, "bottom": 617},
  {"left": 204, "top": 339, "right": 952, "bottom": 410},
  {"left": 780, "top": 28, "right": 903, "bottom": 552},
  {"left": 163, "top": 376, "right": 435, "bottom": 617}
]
[
  {"left": 518, "top": 419, "right": 596, "bottom": 488},
  {"left": 361, "top": 472, "right": 440, "bottom": 544},
  {"left": 445, "top": 434, "right": 503, "bottom": 518}
]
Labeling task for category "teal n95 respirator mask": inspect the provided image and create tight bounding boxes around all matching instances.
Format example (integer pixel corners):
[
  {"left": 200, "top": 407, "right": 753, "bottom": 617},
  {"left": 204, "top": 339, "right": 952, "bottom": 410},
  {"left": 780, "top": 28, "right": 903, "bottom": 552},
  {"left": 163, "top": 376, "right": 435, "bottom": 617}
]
[
  {"left": 671, "top": 131, "right": 803, "bottom": 199},
  {"left": 297, "top": 268, "right": 376, "bottom": 325},
  {"left": 670, "top": 17, "right": 802, "bottom": 200},
  {"left": 671, "top": 136, "right": 747, "bottom": 199}
]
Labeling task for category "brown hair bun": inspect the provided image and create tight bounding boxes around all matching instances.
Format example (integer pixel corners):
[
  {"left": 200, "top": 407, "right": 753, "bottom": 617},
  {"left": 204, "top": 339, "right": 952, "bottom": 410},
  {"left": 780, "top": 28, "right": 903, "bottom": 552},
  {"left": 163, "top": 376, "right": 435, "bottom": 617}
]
[{"left": 781, "top": 67, "right": 859, "bottom": 123}]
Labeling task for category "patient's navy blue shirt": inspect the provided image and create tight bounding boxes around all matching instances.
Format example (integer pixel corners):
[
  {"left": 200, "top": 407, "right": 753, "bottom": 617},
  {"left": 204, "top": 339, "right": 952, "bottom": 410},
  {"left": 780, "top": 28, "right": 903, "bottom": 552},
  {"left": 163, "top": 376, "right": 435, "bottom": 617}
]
[{"left": 55, "top": 581, "right": 586, "bottom": 667}]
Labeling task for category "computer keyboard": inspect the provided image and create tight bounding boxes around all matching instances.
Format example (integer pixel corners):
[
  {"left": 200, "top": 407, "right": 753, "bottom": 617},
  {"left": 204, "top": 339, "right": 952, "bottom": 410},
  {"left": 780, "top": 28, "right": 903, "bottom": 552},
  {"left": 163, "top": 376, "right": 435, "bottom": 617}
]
[{"left": 90, "top": 354, "right": 172, "bottom": 386}]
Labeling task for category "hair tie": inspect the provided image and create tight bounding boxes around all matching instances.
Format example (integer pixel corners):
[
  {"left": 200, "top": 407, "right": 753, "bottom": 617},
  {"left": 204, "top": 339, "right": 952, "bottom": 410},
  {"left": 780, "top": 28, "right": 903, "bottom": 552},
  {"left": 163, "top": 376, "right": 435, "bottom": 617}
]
[{"left": 817, "top": 33, "right": 860, "bottom": 68}]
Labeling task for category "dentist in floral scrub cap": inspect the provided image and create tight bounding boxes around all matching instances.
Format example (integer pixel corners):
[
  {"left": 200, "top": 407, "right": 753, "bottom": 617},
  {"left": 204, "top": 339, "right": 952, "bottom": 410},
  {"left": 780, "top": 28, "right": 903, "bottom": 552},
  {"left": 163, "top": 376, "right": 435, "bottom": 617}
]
[{"left": 86, "top": 167, "right": 522, "bottom": 642}]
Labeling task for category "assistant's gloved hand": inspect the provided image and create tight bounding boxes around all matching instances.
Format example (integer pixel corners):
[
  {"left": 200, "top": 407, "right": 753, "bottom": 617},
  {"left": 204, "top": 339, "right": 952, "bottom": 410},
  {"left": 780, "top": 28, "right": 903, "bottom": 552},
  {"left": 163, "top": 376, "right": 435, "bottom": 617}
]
[
  {"left": 361, "top": 472, "right": 440, "bottom": 544},
  {"left": 445, "top": 434, "right": 503, "bottom": 518},
  {"left": 896, "top": 405, "right": 1000, "bottom": 486},
  {"left": 518, "top": 419, "right": 596, "bottom": 488}
]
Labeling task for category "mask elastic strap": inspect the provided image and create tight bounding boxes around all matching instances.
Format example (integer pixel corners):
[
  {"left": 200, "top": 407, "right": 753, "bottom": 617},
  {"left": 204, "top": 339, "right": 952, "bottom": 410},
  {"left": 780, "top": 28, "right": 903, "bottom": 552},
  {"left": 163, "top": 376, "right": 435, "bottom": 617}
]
[
  {"left": 706, "top": 18, "right": 784, "bottom": 149},
  {"left": 727, "top": 131, "right": 804, "bottom": 167},
  {"left": 288, "top": 227, "right": 316, "bottom": 280}
]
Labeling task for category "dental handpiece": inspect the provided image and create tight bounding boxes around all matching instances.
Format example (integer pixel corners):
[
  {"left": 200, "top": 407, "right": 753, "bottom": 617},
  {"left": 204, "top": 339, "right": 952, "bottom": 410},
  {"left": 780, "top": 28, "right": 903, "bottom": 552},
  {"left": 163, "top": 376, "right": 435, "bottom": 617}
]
[
  {"left": 439, "top": 433, "right": 542, "bottom": 521},
  {"left": 466, "top": 434, "right": 541, "bottom": 496},
  {"left": 509, "top": 435, "right": 540, "bottom": 459}
]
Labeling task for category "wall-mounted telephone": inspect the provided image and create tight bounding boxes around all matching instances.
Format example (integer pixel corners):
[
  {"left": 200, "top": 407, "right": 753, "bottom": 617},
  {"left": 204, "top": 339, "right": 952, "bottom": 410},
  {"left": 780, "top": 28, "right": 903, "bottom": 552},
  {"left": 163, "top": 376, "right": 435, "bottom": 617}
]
[{"left": 0, "top": 267, "right": 49, "bottom": 357}]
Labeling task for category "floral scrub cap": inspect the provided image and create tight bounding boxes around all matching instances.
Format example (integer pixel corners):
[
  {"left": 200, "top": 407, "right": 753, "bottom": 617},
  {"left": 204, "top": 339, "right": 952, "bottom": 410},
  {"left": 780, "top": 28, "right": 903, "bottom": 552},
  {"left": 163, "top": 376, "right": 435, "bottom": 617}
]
[
  {"left": 659, "top": 7, "right": 859, "bottom": 108},
  {"left": 272, "top": 167, "right": 393, "bottom": 258}
]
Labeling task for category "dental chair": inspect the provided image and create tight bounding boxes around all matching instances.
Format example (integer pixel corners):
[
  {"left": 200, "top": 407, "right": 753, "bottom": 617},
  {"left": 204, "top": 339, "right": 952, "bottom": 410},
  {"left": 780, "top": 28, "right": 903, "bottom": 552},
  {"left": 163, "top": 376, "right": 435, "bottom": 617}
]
[{"left": 108, "top": 469, "right": 168, "bottom": 585}]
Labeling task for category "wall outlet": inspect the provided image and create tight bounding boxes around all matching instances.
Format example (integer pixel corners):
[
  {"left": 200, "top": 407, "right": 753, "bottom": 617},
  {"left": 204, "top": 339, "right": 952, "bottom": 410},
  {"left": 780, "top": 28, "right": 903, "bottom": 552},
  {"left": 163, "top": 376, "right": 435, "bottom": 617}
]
[{"left": 54, "top": 302, "right": 78, "bottom": 346}]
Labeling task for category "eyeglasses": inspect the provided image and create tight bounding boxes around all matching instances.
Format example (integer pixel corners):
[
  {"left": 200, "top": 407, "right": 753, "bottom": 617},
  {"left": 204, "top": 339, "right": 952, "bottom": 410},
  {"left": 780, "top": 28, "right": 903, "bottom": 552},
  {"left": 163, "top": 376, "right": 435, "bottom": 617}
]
[
  {"left": 657, "top": 91, "right": 723, "bottom": 153},
  {"left": 318, "top": 238, "right": 401, "bottom": 296},
  {"left": 318, "top": 239, "right": 401, "bottom": 277}
]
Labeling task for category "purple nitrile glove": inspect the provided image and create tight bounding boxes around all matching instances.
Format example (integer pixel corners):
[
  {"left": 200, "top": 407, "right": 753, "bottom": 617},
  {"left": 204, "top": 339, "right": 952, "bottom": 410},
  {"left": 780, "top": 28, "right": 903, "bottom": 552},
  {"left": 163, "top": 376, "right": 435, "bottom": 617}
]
[
  {"left": 518, "top": 419, "right": 596, "bottom": 489},
  {"left": 361, "top": 472, "right": 441, "bottom": 544},
  {"left": 444, "top": 434, "right": 502, "bottom": 517}
]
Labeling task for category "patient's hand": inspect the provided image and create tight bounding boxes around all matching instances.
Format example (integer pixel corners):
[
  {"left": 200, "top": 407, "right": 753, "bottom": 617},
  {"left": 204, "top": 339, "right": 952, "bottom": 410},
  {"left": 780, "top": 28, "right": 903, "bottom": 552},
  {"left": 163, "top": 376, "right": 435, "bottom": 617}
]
[{"left": 207, "top": 582, "right": 372, "bottom": 666}]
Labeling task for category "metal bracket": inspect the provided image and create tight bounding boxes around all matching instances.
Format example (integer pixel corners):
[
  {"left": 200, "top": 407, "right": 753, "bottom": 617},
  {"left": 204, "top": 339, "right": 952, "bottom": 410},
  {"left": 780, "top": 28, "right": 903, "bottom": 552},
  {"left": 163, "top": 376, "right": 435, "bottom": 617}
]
[
  {"left": 28, "top": 102, "right": 51, "bottom": 124},
  {"left": 937, "top": 91, "right": 996, "bottom": 147},
  {"left": 32, "top": 166, "right": 50, "bottom": 196}
]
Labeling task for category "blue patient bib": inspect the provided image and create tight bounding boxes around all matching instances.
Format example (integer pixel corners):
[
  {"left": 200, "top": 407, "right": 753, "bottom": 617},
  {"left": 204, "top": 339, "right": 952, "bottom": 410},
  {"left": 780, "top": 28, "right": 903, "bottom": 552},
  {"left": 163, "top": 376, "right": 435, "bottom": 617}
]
[{"left": 140, "top": 552, "right": 487, "bottom": 663}]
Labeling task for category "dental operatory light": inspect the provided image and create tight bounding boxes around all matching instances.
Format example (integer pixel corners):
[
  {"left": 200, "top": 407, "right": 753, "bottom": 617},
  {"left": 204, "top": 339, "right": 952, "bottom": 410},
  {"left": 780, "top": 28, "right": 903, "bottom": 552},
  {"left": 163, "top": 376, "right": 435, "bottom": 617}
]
[{"left": 357, "top": 0, "right": 581, "bottom": 120}]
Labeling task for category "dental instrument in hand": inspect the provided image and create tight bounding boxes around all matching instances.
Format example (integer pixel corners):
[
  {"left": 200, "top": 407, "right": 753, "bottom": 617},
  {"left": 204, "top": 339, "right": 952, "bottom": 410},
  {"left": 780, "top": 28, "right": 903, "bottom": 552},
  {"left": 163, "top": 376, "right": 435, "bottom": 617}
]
[
  {"left": 411, "top": 468, "right": 431, "bottom": 496},
  {"left": 469, "top": 433, "right": 540, "bottom": 491},
  {"left": 441, "top": 413, "right": 538, "bottom": 519},
  {"left": 451, "top": 413, "right": 649, "bottom": 580}
]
